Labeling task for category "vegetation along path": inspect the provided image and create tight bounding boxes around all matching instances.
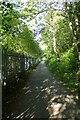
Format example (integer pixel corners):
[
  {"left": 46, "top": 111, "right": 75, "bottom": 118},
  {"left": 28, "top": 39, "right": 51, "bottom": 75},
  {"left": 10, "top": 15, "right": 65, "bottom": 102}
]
[{"left": 3, "top": 62, "right": 80, "bottom": 119}]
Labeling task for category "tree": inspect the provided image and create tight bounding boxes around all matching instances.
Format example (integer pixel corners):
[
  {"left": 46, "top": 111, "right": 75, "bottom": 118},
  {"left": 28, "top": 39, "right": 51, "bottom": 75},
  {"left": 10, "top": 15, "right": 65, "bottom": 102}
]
[
  {"left": 40, "top": 2, "right": 78, "bottom": 93},
  {"left": 64, "top": 2, "right": 80, "bottom": 61},
  {"left": 41, "top": 10, "right": 72, "bottom": 58},
  {"left": 64, "top": 2, "right": 80, "bottom": 98},
  {"left": 1, "top": 1, "right": 42, "bottom": 57}
]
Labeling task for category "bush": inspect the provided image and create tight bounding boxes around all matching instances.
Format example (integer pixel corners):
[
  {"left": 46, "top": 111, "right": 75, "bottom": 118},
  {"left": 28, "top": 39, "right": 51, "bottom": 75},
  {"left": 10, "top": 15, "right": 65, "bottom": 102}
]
[{"left": 45, "top": 48, "right": 78, "bottom": 92}]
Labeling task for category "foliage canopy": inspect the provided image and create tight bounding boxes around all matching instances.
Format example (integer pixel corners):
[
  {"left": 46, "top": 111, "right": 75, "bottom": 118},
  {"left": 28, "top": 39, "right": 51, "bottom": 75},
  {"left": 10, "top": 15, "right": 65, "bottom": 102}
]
[{"left": 1, "top": 1, "right": 42, "bottom": 57}]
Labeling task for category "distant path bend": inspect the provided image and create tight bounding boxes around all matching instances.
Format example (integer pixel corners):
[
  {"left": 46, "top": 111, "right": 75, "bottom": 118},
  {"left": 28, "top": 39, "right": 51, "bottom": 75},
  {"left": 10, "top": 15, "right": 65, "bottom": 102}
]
[{"left": 3, "top": 61, "right": 79, "bottom": 119}]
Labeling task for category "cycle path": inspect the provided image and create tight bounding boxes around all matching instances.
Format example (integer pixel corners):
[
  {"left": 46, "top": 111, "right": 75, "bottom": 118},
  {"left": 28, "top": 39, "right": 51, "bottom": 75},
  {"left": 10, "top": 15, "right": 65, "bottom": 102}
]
[{"left": 3, "top": 61, "right": 80, "bottom": 119}]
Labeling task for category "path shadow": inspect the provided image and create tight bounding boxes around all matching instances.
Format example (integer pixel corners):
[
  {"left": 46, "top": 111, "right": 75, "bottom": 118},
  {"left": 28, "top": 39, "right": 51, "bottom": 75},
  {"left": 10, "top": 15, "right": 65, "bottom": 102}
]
[{"left": 2, "top": 62, "right": 79, "bottom": 119}]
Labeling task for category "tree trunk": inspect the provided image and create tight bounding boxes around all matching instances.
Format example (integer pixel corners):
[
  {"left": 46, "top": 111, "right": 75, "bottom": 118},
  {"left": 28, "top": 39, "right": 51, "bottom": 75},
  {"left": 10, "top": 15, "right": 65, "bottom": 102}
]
[{"left": 50, "top": 9, "right": 60, "bottom": 60}]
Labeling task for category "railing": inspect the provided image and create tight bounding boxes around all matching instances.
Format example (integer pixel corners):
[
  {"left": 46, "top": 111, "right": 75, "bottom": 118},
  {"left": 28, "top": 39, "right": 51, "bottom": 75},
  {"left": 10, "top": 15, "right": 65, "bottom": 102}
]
[{"left": 2, "top": 48, "right": 39, "bottom": 89}]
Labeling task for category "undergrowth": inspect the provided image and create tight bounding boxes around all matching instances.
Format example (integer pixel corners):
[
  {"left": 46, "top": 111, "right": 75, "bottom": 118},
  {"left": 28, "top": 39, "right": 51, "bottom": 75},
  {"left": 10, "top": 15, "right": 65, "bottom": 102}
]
[{"left": 45, "top": 47, "right": 78, "bottom": 93}]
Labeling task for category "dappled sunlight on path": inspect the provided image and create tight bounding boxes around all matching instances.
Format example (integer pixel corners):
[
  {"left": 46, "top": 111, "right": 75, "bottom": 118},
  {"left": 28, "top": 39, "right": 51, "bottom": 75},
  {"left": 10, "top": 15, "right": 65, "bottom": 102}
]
[{"left": 3, "top": 61, "right": 79, "bottom": 119}]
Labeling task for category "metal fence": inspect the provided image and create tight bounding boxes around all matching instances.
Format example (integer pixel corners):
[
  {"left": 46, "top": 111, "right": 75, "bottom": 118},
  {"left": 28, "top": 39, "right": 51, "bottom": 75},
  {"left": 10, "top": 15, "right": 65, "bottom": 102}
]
[{"left": 2, "top": 48, "right": 38, "bottom": 87}]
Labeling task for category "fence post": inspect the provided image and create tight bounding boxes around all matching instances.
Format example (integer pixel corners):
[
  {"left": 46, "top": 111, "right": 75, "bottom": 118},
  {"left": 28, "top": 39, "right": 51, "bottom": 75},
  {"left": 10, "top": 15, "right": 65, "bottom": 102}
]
[
  {"left": 13, "top": 55, "right": 17, "bottom": 79},
  {"left": 20, "top": 54, "right": 25, "bottom": 72},
  {"left": 0, "top": 45, "right": 2, "bottom": 120},
  {"left": 25, "top": 56, "right": 28, "bottom": 70},
  {"left": 3, "top": 48, "right": 7, "bottom": 86}
]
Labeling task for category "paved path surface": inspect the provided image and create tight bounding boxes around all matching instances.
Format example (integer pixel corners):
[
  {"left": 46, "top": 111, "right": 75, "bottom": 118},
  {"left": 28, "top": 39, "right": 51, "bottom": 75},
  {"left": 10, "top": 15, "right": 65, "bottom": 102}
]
[{"left": 3, "top": 62, "right": 80, "bottom": 119}]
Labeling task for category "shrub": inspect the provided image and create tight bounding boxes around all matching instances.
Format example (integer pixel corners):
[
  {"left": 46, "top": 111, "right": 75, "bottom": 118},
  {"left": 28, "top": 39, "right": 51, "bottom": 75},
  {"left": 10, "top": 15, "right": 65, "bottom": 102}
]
[{"left": 45, "top": 47, "right": 78, "bottom": 92}]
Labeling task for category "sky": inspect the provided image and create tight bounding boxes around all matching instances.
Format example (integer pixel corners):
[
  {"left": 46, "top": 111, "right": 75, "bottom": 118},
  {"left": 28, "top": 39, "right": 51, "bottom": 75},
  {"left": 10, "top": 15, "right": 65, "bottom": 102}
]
[
  {"left": 1, "top": 0, "right": 79, "bottom": 49},
  {"left": 18, "top": 0, "right": 64, "bottom": 50},
  {"left": 2, "top": 0, "right": 79, "bottom": 3},
  {"left": 21, "top": 0, "right": 80, "bottom": 2}
]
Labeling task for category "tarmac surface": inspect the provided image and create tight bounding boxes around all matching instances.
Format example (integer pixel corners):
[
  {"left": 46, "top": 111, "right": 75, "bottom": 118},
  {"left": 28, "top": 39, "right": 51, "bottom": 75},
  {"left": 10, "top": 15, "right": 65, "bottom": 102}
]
[{"left": 3, "top": 61, "right": 80, "bottom": 119}]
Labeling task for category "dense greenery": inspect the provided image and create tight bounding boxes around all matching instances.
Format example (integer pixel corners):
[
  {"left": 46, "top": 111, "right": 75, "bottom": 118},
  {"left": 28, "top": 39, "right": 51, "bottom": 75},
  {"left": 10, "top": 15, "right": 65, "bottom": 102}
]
[
  {"left": 45, "top": 48, "right": 78, "bottom": 91},
  {"left": 1, "top": 1, "right": 80, "bottom": 95},
  {"left": 1, "top": 1, "right": 42, "bottom": 57},
  {"left": 41, "top": 3, "right": 80, "bottom": 93},
  {"left": 1, "top": 1, "right": 42, "bottom": 95}
]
